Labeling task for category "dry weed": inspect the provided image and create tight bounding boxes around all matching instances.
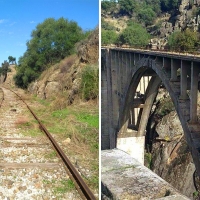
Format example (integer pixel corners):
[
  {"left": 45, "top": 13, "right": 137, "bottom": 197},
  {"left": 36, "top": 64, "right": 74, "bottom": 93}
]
[
  {"left": 51, "top": 96, "right": 68, "bottom": 110},
  {"left": 60, "top": 55, "right": 77, "bottom": 73}
]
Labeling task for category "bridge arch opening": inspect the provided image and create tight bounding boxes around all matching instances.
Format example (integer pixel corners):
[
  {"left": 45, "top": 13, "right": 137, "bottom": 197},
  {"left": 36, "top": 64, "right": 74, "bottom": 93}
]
[
  {"left": 118, "top": 68, "right": 161, "bottom": 137},
  {"left": 114, "top": 56, "right": 200, "bottom": 177}
]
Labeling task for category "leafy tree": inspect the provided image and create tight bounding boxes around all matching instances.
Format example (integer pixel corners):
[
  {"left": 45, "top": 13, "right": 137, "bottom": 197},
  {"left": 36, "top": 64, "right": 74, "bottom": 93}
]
[
  {"left": 29, "top": 17, "right": 84, "bottom": 65},
  {"left": 0, "top": 60, "right": 9, "bottom": 82},
  {"left": 1, "top": 61, "right": 9, "bottom": 75},
  {"left": 101, "top": 0, "right": 117, "bottom": 13},
  {"left": 160, "top": 0, "right": 181, "bottom": 12},
  {"left": 102, "top": 30, "right": 118, "bottom": 45},
  {"left": 118, "top": 22, "right": 150, "bottom": 47},
  {"left": 168, "top": 29, "right": 199, "bottom": 51},
  {"left": 118, "top": 0, "right": 139, "bottom": 16},
  {"left": 14, "top": 17, "right": 86, "bottom": 88},
  {"left": 137, "top": 7, "right": 156, "bottom": 26},
  {"left": 144, "top": 0, "right": 161, "bottom": 15},
  {"left": 8, "top": 56, "right": 16, "bottom": 64}
]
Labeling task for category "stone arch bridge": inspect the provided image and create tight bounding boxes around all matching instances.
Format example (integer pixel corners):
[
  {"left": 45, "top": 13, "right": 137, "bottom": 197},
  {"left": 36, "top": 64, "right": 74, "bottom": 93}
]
[{"left": 101, "top": 47, "right": 200, "bottom": 176}]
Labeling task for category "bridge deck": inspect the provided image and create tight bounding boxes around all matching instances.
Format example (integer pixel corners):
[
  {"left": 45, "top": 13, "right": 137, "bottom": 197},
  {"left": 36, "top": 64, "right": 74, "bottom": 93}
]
[
  {"left": 105, "top": 47, "right": 200, "bottom": 62},
  {"left": 101, "top": 149, "right": 190, "bottom": 200}
]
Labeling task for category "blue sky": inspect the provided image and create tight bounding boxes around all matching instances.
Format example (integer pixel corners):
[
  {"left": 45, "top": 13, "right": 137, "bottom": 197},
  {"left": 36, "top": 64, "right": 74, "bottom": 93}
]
[{"left": 0, "top": 0, "right": 99, "bottom": 64}]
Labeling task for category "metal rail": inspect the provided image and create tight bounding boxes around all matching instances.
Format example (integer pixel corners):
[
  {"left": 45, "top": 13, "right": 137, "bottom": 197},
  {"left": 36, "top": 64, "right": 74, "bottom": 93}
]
[{"left": 0, "top": 87, "right": 96, "bottom": 200}]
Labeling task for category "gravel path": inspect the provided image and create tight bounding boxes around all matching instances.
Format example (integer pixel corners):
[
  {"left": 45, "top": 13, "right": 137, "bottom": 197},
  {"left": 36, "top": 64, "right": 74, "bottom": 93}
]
[{"left": 0, "top": 87, "right": 81, "bottom": 200}]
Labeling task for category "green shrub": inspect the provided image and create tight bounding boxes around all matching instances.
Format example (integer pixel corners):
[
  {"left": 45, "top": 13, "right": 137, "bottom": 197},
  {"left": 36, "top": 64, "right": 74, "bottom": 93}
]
[
  {"left": 137, "top": 7, "right": 156, "bottom": 26},
  {"left": 102, "top": 29, "right": 119, "bottom": 45},
  {"left": 168, "top": 29, "right": 199, "bottom": 52},
  {"left": 80, "top": 65, "right": 98, "bottom": 100},
  {"left": 118, "top": 22, "right": 150, "bottom": 46}
]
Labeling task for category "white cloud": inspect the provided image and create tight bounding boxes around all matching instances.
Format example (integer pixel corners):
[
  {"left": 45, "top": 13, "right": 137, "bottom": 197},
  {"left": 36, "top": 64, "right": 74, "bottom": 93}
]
[
  {"left": 30, "top": 21, "right": 36, "bottom": 24},
  {"left": 9, "top": 22, "right": 16, "bottom": 26},
  {"left": 0, "top": 19, "right": 5, "bottom": 24}
]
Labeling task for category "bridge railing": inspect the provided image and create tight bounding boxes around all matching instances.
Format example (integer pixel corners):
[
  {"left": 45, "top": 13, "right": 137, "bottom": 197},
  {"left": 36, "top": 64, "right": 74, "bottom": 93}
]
[{"left": 102, "top": 45, "right": 200, "bottom": 58}]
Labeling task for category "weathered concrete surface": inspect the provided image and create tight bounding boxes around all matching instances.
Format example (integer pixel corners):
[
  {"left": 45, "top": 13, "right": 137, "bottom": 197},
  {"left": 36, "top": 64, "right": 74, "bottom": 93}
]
[
  {"left": 117, "top": 136, "right": 145, "bottom": 164},
  {"left": 102, "top": 149, "right": 190, "bottom": 200}
]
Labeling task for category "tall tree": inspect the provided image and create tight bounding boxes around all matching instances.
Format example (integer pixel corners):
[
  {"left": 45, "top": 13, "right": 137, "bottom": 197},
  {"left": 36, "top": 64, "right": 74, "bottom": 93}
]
[
  {"left": 137, "top": 7, "right": 156, "bottom": 26},
  {"left": 168, "top": 29, "right": 199, "bottom": 51},
  {"left": 118, "top": 22, "right": 150, "bottom": 47},
  {"left": 14, "top": 17, "right": 86, "bottom": 88},
  {"left": 1, "top": 60, "right": 9, "bottom": 82},
  {"left": 118, "top": 0, "right": 138, "bottom": 16},
  {"left": 8, "top": 56, "right": 16, "bottom": 64}
]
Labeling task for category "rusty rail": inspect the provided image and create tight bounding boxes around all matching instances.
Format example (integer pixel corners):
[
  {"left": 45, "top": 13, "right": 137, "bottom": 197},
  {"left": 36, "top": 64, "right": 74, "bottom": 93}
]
[{"left": 1, "top": 87, "right": 96, "bottom": 200}]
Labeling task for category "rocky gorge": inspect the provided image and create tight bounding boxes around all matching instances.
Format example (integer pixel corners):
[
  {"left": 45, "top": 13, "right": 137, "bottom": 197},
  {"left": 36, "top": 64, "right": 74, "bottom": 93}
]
[
  {"left": 150, "top": 0, "right": 200, "bottom": 49},
  {"left": 144, "top": 88, "right": 200, "bottom": 199}
]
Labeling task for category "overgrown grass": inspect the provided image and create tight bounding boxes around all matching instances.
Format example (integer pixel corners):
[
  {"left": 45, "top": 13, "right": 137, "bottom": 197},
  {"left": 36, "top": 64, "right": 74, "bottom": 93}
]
[
  {"left": 144, "top": 152, "right": 152, "bottom": 169},
  {"left": 31, "top": 98, "right": 99, "bottom": 192},
  {"left": 42, "top": 179, "right": 75, "bottom": 194},
  {"left": 15, "top": 116, "right": 43, "bottom": 137},
  {"left": 76, "top": 112, "right": 98, "bottom": 128},
  {"left": 53, "top": 179, "right": 75, "bottom": 195},
  {"left": 45, "top": 150, "right": 57, "bottom": 159}
]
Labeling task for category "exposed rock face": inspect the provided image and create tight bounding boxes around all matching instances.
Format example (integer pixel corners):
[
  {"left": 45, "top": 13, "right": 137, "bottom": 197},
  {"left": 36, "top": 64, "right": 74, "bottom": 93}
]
[
  {"left": 151, "top": 0, "right": 200, "bottom": 49},
  {"left": 28, "top": 67, "right": 62, "bottom": 99},
  {"left": 194, "top": 0, "right": 200, "bottom": 5},
  {"left": 159, "top": 22, "right": 173, "bottom": 38},
  {"left": 76, "top": 27, "right": 99, "bottom": 64},
  {"left": 28, "top": 28, "right": 99, "bottom": 104},
  {"left": 155, "top": 111, "right": 183, "bottom": 140},
  {"left": 28, "top": 57, "right": 81, "bottom": 105},
  {"left": 150, "top": 38, "right": 168, "bottom": 50},
  {"left": 151, "top": 138, "right": 196, "bottom": 198},
  {"left": 148, "top": 89, "right": 200, "bottom": 198}
]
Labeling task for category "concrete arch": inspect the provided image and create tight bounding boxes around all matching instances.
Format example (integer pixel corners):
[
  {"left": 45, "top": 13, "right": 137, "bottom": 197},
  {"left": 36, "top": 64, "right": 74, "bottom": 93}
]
[{"left": 117, "top": 56, "right": 200, "bottom": 175}]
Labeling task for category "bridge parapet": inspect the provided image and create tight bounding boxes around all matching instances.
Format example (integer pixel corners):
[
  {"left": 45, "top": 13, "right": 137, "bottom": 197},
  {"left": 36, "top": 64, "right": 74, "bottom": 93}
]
[{"left": 102, "top": 149, "right": 190, "bottom": 199}]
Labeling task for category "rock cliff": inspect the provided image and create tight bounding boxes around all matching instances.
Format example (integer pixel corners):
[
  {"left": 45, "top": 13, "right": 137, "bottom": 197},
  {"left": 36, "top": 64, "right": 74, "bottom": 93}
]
[
  {"left": 146, "top": 89, "right": 200, "bottom": 199},
  {"left": 28, "top": 28, "right": 99, "bottom": 105},
  {"left": 150, "top": 0, "right": 200, "bottom": 49}
]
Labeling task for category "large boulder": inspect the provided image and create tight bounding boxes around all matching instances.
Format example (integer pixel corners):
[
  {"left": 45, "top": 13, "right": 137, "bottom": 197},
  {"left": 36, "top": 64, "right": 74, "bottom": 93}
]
[{"left": 155, "top": 111, "right": 183, "bottom": 140}]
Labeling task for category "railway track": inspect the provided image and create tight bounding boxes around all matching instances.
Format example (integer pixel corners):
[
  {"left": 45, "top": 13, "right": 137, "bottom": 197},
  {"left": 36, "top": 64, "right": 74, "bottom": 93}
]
[{"left": 0, "top": 86, "right": 96, "bottom": 200}]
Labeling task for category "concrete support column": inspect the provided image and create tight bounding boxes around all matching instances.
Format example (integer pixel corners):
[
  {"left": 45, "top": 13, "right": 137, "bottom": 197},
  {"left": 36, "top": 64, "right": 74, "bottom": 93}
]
[
  {"left": 110, "top": 50, "right": 119, "bottom": 148},
  {"left": 105, "top": 49, "right": 114, "bottom": 148},
  {"left": 117, "top": 136, "right": 145, "bottom": 164},
  {"left": 179, "top": 60, "right": 189, "bottom": 100},
  {"left": 189, "top": 62, "right": 199, "bottom": 124},
  {"left": 170, "top": 59, "right": 178, "bottom": 81}
]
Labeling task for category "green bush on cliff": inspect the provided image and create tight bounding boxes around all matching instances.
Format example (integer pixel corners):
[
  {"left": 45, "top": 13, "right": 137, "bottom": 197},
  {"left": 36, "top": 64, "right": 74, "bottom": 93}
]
[
  {"left": 80, "top": 65, "right": 99, "bottom": 100},
  {"left": 168, "top": 29, "right": 199, "bottom": 52},
  {"left": 137, "top": 7, "right": 156, "bottom": 26}
]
